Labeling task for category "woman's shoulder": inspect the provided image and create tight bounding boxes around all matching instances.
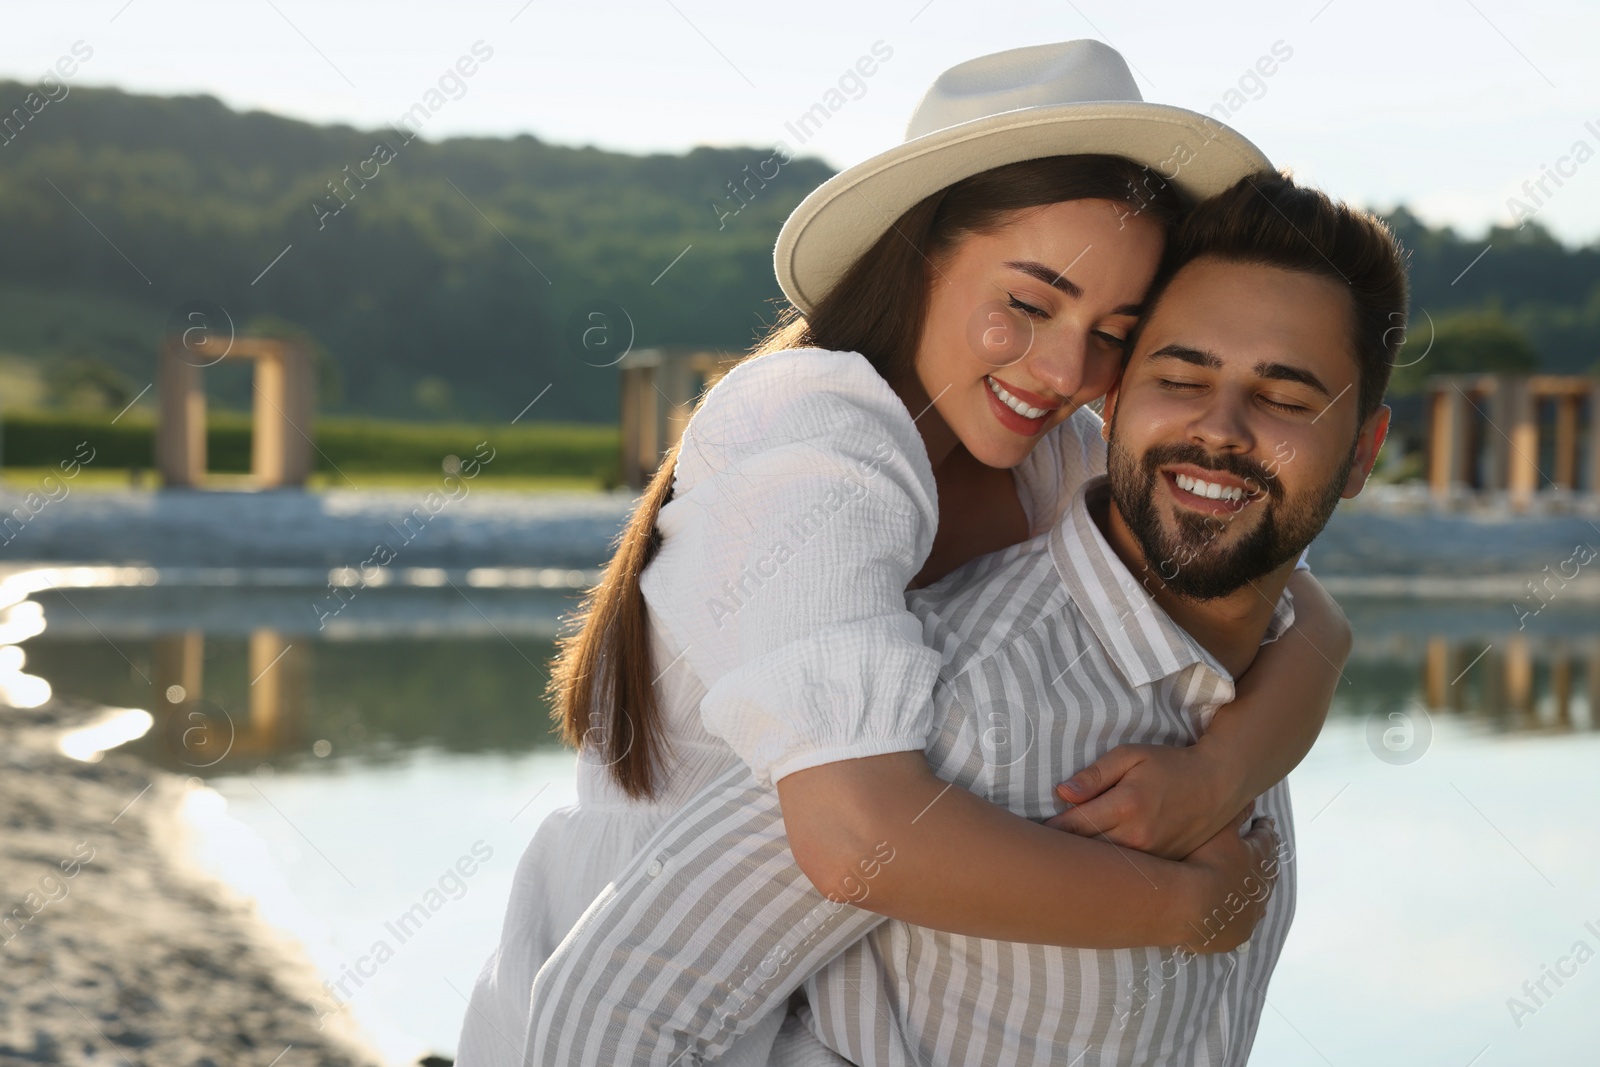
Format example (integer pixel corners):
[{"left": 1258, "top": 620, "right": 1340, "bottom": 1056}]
[
  {"left": 678, "top": 347, "right": 934, "bottom": 495},
  {"left": 696, "top": 347, "right": 907, "bottom": 432}
]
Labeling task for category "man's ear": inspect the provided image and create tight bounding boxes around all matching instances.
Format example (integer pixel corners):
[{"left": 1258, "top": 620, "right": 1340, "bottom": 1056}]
[
  {"left": 1099, "top": 380, "right": 1122, "bottom": 442},
  {"left": 1341, "top": 403, "right": 1390, "bottom": 498}
]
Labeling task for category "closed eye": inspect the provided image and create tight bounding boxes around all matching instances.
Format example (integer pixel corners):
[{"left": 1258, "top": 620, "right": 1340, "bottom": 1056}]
[
  {"left": 1157, "top": 378, "right": 1204, "bottom": 391},
  {"left": 1261, "top": 396, "right": 1312, "bottom": 414},
  {"left": 1092, "top": 330, "right": 1130, "bottom": 349},
  {"left": 1007, "top": 294, "right": 1049, "bottom": 320}
]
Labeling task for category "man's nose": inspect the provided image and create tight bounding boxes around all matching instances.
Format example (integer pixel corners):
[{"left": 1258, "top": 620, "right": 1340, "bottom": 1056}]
[{"left": 1188, "top": 390, "right": 1257, "bottom": 454}]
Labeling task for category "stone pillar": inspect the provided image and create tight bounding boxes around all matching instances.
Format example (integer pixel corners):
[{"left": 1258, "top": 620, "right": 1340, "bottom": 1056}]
[
  {"left": 249, "top": 341, "right": 315, "bottom": 489},
  {"left": 620, "top": 354, "right": 663, "bottom": 491},
  {"left": 157, "top": 342, "right": 207, "bottom": 488},
  {"left": 1553, "top": 393, "right": 1580, "bottom": 491},
  {"left": 640, "top": 364, "right": 660, "bottom": 484},
  {"left": 620, "top": 362, "right": 642, "bottom": 490},
  {"left": 1503, "top": 378, "right": 1539, "bottom": 511},
  {"left": 252, "top": 346, "right": 288, "bottom": 487},
  {"left": 277, "top": 341, "right": 315, "bottom": 486},
  {"left": 1427, "top": 385, "right": 1463, "bottom": 501},
  {"left": 1589, "top": 383, "right": 1600, "bottom": 495}
]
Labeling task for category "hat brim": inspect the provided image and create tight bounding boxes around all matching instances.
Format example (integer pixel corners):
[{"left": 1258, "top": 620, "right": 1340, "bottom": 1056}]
[{"left": 775, "top": 102, "right": 1272, "bottom": 314}]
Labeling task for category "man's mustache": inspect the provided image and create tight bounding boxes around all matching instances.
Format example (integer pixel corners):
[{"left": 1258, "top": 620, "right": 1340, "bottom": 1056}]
[{"left": 1138, "top": 442, "right": 1282, "bottom": 502}]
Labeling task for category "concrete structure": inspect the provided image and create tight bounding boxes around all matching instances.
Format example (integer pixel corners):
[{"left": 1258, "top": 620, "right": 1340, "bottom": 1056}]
[
  {"left": 1425, "top": 374, "right": 1600, "bottom": 509},
  {"left": 618, "top": 346, "right": 740, "bottom": 489},
  {"left": 157, "top": 334, "right": 315, "bottom": 489}
]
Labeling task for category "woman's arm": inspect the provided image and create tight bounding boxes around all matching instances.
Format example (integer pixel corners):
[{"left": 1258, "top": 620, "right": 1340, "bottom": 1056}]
[
  {"left": 524, "top": 759, "right": 1280, "bottom": 1066},
  {"left": 1047, "top": 569, "right": 1350, "bottom": 858},
  {"left": 779, "top": 750, "right": 1280, "bottom": 951}
]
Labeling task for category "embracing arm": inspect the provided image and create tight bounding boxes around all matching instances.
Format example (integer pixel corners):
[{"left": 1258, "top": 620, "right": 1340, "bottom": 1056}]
[
  {"left": 1200, "top": 570, "right": 1348, "bottom": 816},
  {"left": 1050, "top": 569, "right": 1350, "bottom": 858},
  {"left": 779, "top": 749, "right": 1274, "bottom": 948},
  {"left": 524, "top": 758, "right": 1278, "bottom": 1066}
]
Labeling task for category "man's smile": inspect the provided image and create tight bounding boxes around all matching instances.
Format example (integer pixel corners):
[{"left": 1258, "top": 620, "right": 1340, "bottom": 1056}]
[{"left": 1159, "top": 463, "right": 1266, "bottom": 516}]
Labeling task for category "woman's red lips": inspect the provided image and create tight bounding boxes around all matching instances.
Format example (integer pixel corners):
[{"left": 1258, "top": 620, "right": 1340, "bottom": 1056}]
[
  {"left": 985, "top": 376, "right": 1064, "bottom": 411},
  {"left": 984, "top": 379, "right": 1051, "bottom": 436}
]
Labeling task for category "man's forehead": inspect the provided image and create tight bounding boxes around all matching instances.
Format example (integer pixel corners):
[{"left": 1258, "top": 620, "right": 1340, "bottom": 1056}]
[{"left": 1134, "top": 258, "right": 1358, "bottom": 384}]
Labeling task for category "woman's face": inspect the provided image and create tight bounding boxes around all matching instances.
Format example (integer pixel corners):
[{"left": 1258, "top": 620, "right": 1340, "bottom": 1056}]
[{"left": 912, "top": 197, "right": 1166, "bottom": 469}]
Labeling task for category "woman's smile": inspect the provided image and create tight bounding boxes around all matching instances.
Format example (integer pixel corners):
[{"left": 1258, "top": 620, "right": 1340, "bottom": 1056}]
[{"left": 983, "top": 374, "right": 1066, "bottom": 436}]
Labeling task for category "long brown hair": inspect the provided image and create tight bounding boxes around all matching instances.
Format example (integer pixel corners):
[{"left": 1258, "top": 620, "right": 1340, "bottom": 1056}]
[{"left": 550, "top": 154, "right": 1187, "bottom": 800}]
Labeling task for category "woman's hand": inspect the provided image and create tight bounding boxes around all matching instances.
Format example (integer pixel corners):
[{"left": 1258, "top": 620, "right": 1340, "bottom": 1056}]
[
  {"left": 1047, "top": 572, "right": 1348, "bottom": 862},
  {"left": 1044, "top": 742, "right": 1234, "bottom": 861},
  {"left": 1173, "top": 804, "right": 1281, "bottom": 955}
]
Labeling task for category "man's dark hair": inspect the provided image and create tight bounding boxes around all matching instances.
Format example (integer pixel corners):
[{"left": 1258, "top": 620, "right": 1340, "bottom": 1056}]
[{"left": 1131, "top": 171, "right": 1409, "bottom": 424}]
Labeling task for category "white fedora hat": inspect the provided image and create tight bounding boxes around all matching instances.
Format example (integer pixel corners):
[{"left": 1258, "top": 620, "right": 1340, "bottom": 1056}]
[{"left": 775, "top": 39, "right": 1272, "bottom": 314}]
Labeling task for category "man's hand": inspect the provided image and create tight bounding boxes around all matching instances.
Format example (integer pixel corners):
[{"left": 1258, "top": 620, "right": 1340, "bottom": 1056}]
[{"left": 1044, "top": 742, "right": 1236, "bottom": 860}]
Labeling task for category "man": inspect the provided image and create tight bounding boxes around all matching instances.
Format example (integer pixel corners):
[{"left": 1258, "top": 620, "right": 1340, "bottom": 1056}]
[{"left": 520, "top": 172, "right": 1405, "bottom": 1066}]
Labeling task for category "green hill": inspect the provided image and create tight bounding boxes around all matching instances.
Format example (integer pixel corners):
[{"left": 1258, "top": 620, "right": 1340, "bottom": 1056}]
[
  {"left": 0, "top": 79, "right": 1594, "bottom": 426},
  {"left": 0, "top": 80, "right": 834, "bottom": 421}
]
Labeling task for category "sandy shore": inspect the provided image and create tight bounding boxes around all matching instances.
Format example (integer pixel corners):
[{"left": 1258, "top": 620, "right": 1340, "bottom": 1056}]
[{"left": 0, "top": 695, "right": 391, "bottom": 1067}]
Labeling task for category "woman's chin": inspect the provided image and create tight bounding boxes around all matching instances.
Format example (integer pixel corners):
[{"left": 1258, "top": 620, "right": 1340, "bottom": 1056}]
[{"left": 960, "top": 435, "right": 1033, "bottom": 470}]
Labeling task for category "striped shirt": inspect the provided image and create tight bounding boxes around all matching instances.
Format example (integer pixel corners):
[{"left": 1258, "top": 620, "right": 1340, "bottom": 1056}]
[{"left": 524, "top": 476, "right": 1297, "bottom": 1066}]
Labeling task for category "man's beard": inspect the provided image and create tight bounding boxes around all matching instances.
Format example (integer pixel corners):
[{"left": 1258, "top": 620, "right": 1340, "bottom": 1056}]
[{"left": 1107, "top": 434, "right": 1355, "bottom": 602}]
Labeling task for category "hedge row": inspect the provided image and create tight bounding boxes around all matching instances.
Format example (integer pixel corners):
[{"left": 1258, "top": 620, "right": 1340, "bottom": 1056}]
[{"left": 0, "top": 410, "right": 621, "bottom": 480}]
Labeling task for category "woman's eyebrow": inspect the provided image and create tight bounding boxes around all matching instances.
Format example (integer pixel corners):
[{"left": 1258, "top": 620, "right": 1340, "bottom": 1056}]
[
  {"left": 1005, "top": 260, "right": 1082, "bottom": 298},
  {"left": 1004, "top": 260, "right": 1144, "bottom": 317}
]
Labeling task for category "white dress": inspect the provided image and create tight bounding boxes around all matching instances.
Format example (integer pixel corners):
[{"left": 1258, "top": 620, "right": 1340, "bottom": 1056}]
[{"left": 456, "top": 348, "right": 1104, "bottom": 1066}]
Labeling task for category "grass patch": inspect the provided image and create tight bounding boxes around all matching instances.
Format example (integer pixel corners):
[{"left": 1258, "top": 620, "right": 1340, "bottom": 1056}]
[{"left": 0, "top": 409, "right": 623, "bottom": 486}]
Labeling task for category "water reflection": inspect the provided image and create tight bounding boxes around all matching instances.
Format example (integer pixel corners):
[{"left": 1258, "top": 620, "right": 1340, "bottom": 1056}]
[
  {"left": 12, "top": 582, "right": 1600, "bottom": 1063},
  {"left": 22, "top": 584, "right": 570, "bottom": 775},
  {"left": 13, "top": 587, "right": 1600, "bottom": 774},
  {"left": 149, "top": 630, "right": 307, "bottom": 770},
  {"left": 1421, "top": 635, "right": 1599, "bottom": 732}
]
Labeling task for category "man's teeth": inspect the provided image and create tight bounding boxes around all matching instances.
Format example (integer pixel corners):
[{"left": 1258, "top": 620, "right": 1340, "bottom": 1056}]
[
  {"left": 1174, "top": 472, "right": 1249, "bottom": 502},
  {"left": 986, "top": 377, "right": 1049, "bottom": 419}
]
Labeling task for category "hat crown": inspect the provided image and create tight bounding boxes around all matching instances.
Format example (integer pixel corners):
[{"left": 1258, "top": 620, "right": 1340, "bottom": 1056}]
[{"left": 906, "top": 40, "right": 1143, "bottom": 141}]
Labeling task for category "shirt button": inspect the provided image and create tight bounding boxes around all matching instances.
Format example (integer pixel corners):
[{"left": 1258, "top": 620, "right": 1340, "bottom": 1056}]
[
  {"left": 647, "top": 858, "right": 664, "bottom": 878},
  {"left": 1236, "top": 939, "right": 1252, "bottom": 955}
]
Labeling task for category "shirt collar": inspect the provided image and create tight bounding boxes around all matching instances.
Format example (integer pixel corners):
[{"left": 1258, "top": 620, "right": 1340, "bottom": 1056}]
[{"left": 1049, "top": 476, "right": 1295, "bottom": 690}]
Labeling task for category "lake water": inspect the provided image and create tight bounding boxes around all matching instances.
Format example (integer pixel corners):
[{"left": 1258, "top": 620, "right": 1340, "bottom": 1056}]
[{"left": 16, "top": 579, "right": 1600, "bottom": 1066}]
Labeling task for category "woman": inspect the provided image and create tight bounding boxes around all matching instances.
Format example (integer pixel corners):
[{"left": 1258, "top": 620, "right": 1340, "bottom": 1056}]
[{"left": 459, "top": 41, "right": 1346, "bottom": 1066}]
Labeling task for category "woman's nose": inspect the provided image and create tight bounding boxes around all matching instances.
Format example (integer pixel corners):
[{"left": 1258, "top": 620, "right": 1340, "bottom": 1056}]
[{"left": 1023, "top": 330, "right": 1088, "bottom": 402}]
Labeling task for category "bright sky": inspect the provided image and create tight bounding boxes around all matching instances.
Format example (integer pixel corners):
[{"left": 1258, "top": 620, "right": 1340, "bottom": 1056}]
[{"left": 3, "top": 0, "right": 1597, "bottom": 245}]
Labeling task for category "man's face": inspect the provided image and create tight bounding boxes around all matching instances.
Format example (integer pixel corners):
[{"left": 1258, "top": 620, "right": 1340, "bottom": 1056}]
[{"left": 1102, "top": 256, "right": 1389, "bottom": 601}]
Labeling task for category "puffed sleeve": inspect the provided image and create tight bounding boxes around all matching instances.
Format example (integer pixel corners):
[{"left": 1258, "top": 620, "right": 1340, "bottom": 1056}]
[{"left": 639, "top": 349, "right": 943, "bottom": 787}]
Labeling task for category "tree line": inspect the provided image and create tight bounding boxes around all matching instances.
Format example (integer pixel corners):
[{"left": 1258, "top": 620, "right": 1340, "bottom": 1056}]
[{"left": 0, "top": 79, "right": 1593, "bottom": 424}]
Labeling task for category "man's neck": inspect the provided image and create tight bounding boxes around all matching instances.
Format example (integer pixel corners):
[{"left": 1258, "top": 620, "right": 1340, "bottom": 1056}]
[{"left": 1092, "top": 487, "right": 1294, "bottom": 678}]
